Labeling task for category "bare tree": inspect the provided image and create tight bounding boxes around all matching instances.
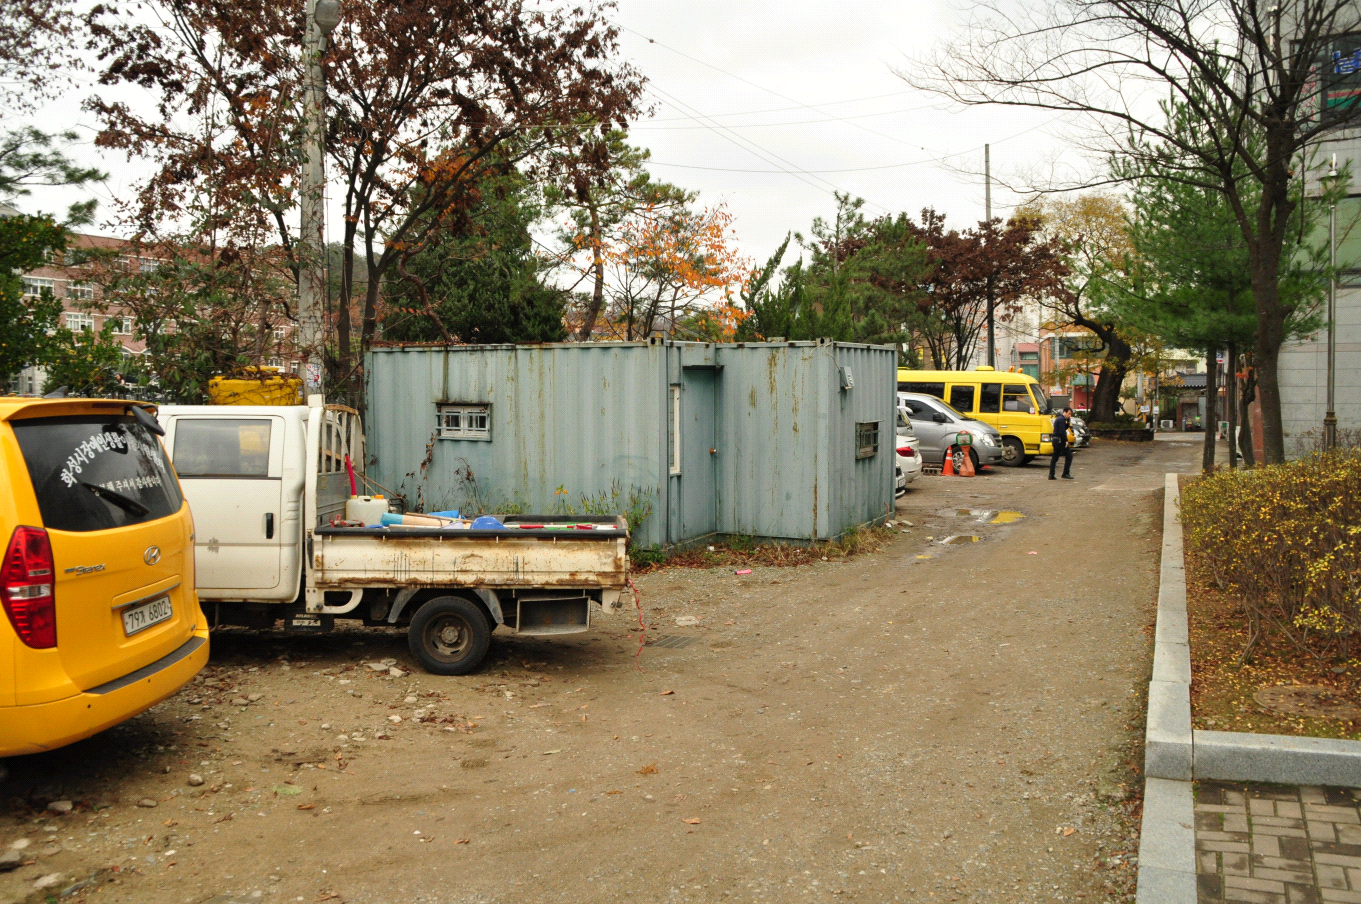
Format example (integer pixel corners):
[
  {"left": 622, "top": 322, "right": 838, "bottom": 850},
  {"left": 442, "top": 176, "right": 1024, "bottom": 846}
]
[{"left": 901, "top": 0, "right": 1361, "bottom": 463}]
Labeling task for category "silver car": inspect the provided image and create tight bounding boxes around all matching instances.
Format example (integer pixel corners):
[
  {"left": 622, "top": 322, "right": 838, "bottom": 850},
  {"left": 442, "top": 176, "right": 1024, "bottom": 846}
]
[{"left": 897, "top": 391, "right": 1006, "bottom": 469}]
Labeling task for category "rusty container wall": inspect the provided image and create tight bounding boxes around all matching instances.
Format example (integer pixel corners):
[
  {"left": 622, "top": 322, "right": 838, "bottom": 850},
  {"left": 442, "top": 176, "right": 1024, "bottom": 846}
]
[
  {"left": 709, "top": 342, "right": 896, "bottom": 542},
  {"left": 365, "top": 343, "right": 670, "bottom": 548},
  {"left": 365, "top": 341, "right": 896, "bottom": 550},
  {"left": 709, "top": 342, "right": 821, "bottom": 541},
  {"left": 827, "top": 343, "right": 899, "bottom": 537}
]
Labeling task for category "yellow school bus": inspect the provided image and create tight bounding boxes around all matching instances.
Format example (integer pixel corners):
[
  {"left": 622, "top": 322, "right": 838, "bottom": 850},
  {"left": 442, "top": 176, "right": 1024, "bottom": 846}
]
[{"left": 897, "top": 366, "right": 1055, "bottom": 466}]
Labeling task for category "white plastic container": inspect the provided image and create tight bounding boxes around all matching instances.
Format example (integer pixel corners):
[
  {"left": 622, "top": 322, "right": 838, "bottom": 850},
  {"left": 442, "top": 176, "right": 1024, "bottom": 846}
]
[{"left": 345, "top": 495, "right": 389, "bottom": 526}]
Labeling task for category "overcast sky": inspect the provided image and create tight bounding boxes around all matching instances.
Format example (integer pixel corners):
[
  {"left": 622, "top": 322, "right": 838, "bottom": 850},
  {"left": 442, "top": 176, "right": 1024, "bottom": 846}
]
[
  {"left": 609, "top": 0, "right": 1088, "bottom": 266},
  {"left": 23, "top": 0, "right": 1096, "bottom": 267}
]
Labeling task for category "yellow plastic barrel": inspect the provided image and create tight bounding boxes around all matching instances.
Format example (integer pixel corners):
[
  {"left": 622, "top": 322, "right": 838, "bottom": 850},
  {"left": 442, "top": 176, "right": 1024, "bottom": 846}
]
[{"left": 207, "top": 369, "right": 304, "bottom": 406}]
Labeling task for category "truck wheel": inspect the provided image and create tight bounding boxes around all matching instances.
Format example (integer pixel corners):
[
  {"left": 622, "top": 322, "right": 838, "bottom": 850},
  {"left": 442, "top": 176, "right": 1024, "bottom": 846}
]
[
  {"left": 1000, "top": 437, "right": 1026, "bottom": 467},
  {"left": 408, "top": 596, "right": 491, "bottom": 676}
]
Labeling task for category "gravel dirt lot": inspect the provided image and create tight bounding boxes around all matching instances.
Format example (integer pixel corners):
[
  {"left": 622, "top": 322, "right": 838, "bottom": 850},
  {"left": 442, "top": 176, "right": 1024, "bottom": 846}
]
[{"left": 0, "top": 438, "right": 1199, "bottom": 904}]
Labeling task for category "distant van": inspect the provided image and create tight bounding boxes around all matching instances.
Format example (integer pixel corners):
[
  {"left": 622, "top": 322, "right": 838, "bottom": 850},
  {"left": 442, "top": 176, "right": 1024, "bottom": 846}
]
[
  {"left": 896, "top": 366, "right": 1055, "bottom": 465},
  {"left": 0, "top": 398, "right": 208, "bottom": 757}
]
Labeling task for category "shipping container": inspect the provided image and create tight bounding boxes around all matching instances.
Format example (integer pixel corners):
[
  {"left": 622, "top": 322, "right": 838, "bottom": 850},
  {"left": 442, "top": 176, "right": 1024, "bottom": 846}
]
[{"left": 365, "top": 340, "right": 897, "bottom": 550}]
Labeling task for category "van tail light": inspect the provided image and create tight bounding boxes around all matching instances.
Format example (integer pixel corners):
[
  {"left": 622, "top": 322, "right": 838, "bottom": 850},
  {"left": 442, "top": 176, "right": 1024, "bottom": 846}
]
[
  {"left": 897, "top": 445, "right": 915, "bottom": 458},
  {"left": 1, "top": 526, "right": 56, "bottom": 649}
]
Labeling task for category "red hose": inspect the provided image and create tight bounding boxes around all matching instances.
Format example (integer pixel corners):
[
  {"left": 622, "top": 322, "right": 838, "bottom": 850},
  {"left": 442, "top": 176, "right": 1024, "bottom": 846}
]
[{"left": 344, "top": 454, "right": 357, "bottom": 496}]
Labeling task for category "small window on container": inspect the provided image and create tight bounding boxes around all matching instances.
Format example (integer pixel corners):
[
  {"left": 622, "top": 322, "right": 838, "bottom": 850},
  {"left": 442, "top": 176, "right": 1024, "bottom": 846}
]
[
  {"left": 436, "top": 404, "right": 491, "bottom": 440},
  {"left": 855, "top": 421, "right": 879, "bottom": 460}
]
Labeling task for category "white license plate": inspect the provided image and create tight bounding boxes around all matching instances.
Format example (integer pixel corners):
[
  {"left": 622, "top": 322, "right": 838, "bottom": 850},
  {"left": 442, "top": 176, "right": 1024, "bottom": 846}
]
[{"left": 123, "top": 596, "right": 173, "bottom": 636}]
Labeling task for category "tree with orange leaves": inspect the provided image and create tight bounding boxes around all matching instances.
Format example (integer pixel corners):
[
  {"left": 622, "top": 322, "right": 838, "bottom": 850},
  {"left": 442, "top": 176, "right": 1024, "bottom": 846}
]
[{"left": 596, "top": 200, "right": 750, "bottom": 341}]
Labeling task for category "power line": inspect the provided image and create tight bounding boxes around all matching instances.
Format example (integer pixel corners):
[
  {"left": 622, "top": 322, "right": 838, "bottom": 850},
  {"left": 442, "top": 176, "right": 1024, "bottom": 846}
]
[
  {"left": 642, "top": 92, "right": 938, "bottom": 124},
  {"left": 646, "top": 87, "right": 888, "bottom": 211},
  {"left": 615, "top": 19, "right": 937, "bottom": 150},
  {"left": 634, "top": 105, "right": 945, "bottom": 131},
  {"left": 648, "top": 157, "right": 948, "bottom": 174}
]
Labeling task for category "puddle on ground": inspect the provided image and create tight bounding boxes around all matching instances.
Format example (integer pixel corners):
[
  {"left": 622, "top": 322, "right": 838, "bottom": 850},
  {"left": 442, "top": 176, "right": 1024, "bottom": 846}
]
[
  {"left": 935, "top": 508, "right": 1027, "bottom": 525},
  {"left": 939, "top": 535, "right": 980, "bottom": 545}
]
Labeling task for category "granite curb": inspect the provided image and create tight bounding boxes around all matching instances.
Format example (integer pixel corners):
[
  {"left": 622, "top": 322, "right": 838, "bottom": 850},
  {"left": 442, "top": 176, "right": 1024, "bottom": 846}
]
[
  {"left": 1143, "top": 471, "right": 1361, "bottom": 787},
  {"left": 1137, "top": 470, "right": 1361, "bottom": 900}
]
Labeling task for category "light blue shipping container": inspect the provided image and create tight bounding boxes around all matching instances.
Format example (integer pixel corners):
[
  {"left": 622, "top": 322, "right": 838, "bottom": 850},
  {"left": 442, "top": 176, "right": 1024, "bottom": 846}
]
[{"left": 365, "top": 340, "right": 897, "bottom": 550}]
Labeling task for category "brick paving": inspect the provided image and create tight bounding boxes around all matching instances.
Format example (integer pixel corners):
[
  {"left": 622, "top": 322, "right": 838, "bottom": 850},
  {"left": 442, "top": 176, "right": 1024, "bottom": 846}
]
[{"left": 1195, "top": 781, "right": 1361, "bottom": 903}]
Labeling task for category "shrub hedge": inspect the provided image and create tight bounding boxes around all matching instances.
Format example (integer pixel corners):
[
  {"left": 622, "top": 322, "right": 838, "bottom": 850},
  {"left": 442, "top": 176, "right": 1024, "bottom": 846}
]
[{"left": 1180, "top": 450, "right": 1361, "bottom": 658}]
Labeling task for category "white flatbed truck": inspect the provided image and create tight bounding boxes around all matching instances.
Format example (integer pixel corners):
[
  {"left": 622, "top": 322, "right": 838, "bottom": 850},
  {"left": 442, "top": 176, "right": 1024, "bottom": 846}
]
[{"left": 156, "top": 399, "right": 629, "bottom": 674}]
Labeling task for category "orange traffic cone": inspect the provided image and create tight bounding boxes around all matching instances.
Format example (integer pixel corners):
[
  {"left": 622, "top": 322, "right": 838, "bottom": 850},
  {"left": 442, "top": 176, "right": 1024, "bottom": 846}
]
[
  {"left": 959, "top": 449, "right": 976, "bottom": 477},
  {"left": 942, "top": 447, "right": 955, "bottom": 476}
]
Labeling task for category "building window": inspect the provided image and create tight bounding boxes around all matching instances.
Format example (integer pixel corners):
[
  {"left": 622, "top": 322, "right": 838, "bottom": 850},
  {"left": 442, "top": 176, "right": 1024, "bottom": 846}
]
[
  {"left": 21, "top": 277, "right": 55, "bottom": 298},
  {"left": 855, "top": 421, "right": 879, "bottom": 460},
  {"left": 139, "top": 259, "right": 161, "bottom": 274},
  {"left": 65, "top": 312, "right": 94, "bottom": 332},
  {"left": 111, "top": 316, "right": 134, "bottom": 335},
  {"left": 67, "top": 282, "right": 95, "bottom": 302},
  {"left": 436, "top": 403, "right": 491, "bottom": 440}
]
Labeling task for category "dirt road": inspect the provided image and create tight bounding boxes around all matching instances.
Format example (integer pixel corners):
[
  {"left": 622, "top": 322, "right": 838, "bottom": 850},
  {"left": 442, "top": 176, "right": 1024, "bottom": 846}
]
[{"left": 0, "top": 438, "right": 1200, "bottom": 904}]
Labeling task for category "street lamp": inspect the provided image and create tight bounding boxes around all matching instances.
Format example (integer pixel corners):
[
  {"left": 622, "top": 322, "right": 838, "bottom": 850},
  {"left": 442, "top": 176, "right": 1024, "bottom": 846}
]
[
  {"left": 298, "top": 0, "right": 340, "bottom": 400},
  {"left": 1324, "top": 153, "right": 1343, "bottom": 451}
]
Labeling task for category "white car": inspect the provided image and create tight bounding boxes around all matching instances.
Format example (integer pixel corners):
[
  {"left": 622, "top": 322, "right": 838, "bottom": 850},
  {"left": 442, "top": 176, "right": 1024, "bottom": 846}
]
[{"left": 895, "top": 414, "right": 923, "bottom": 495}]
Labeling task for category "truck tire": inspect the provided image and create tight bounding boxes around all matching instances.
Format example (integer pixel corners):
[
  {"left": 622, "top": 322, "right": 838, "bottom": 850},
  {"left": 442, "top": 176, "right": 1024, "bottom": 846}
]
[{"left": 408, "top": 596, "right": 491, "bottom": 676}]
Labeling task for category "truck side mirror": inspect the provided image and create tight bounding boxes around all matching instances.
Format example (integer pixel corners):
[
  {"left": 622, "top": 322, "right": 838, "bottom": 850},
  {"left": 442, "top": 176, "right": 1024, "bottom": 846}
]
[{"left": 932, "top": 413, "right": 948, "bottom": 424}]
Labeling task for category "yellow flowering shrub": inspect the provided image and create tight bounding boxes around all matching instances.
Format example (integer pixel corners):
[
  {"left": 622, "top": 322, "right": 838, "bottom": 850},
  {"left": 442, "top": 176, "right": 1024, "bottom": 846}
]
[{"left": 1181, "top": 450, "right": 1361, "bottom": 657}]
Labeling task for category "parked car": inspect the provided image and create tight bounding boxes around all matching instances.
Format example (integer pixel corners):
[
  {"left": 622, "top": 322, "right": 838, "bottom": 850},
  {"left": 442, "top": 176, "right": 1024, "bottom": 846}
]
[
  {"left": 1070, "top": 415, "right": 1091, "bottom": 448},
  {"left": 897, "top": 391, "right": 1006, "bottom": 470},
  {"left": 0, "top": 398, "right": 209, "bottom": 758},
  {"left": 894, "top": 413, "right": 923, "bottom": 495}
]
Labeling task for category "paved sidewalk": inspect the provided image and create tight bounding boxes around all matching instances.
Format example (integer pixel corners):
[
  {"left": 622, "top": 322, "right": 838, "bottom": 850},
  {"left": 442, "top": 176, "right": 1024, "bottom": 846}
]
[{"left": 1195, "top": 781, "right": 1361, "bottom": 903}]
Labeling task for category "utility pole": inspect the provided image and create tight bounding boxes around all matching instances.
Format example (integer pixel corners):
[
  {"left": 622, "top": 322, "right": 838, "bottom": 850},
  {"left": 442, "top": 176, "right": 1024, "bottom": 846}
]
[
  {"left": 985, "top": 144, "right": 995, "bottom": 369},
  {"left": 299, "top": 0, "right": 341, "bottom": 400}
]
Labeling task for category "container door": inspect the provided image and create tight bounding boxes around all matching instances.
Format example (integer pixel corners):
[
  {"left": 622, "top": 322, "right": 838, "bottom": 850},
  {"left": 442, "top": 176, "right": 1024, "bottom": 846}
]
[
  {"left": 679, "top": 368, "right": 718, "bottom": 538},
  {"left": 169, "top": 417, "right": 284, "bottom": 593}
]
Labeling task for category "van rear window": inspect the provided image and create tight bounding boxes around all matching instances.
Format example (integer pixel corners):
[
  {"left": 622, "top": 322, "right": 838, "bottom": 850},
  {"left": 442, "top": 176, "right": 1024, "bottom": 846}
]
[{"left": 11, "top": 414, "right": 184, "bottom": 533}]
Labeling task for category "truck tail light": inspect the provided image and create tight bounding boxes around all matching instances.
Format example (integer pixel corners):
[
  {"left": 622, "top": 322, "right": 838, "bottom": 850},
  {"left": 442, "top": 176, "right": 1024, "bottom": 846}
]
[{"left": 1, "top": 526, "right": 56, "bottom": 648}]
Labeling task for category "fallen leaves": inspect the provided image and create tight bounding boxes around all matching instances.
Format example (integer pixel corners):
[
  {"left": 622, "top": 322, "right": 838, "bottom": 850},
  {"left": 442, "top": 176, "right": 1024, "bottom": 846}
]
[
  {"left": 298, "top": 804, "right": 315, "bottom": 811},
  {"left": 453, "top": 838, "right": 470, "bottom": 845},
  {"left": 638, "top": 764, "right": 658, "bottom": 775},
  {"left": 659, "top": 690, "right": 675, "bottom": 696},
  {"left": 682, "top": 817, "right": 701, "bottom": 825}
]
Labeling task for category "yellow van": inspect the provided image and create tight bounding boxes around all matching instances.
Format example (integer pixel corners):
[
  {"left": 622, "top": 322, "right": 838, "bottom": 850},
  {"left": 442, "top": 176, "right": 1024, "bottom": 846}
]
[
  {"left": 0, "top": 398, "right": 208, "bottom": 757},
  {"left": 897, "top": 366, "right": 1055, "bottom": 466}
]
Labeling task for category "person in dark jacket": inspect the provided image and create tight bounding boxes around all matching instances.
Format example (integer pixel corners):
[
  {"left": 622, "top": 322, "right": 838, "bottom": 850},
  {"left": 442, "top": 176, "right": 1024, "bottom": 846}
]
[{"left": 1050, "top": 407, "right": 1074, "bottom": 480}]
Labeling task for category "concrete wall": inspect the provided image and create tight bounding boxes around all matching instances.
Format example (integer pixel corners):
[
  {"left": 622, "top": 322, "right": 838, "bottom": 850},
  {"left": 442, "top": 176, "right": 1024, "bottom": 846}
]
[{"left": 1279, "top": 283, "right": 1361, "bottom": 457}]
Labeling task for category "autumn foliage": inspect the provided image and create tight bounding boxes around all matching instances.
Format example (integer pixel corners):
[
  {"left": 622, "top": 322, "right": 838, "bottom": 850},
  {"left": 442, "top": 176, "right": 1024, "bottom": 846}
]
[
  {"left": 1181, "top": 452, "right": 1361, "bottom": 661},
  {"left": 573, "top": 200, "right": 750, "bottom": 340}
]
